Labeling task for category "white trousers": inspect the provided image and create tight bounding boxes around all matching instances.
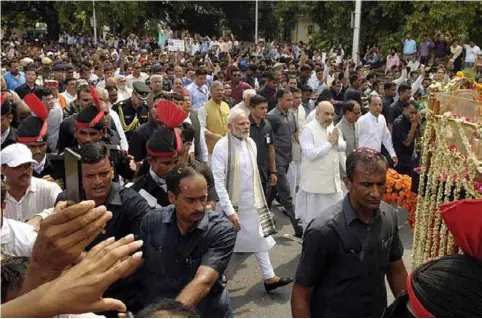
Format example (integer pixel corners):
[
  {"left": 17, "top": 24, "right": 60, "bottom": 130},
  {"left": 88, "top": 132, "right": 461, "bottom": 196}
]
[
  {"left": 287, "top": 160, "right": 301, "bottom": 203},
  {"left": 254, "top": 251, "right": 276, "bottom": 280}
]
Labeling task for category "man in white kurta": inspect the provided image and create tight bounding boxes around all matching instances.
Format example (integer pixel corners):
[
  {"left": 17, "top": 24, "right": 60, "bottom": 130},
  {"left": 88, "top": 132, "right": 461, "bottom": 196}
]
[
  {"left": 211, "top": 109, "right": 293, "bottom": 292},
  {"left": 296, "top": 102, "right": 346, "bottom": 228},
  {"left": 356, "top": 95, "right": 398, "bottom": 166}
]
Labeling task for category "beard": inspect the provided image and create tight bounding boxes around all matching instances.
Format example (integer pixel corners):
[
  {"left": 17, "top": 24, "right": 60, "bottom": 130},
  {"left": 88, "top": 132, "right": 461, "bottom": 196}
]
[{"left": 232, "top": 131, "right": 249, "bottom": 139}]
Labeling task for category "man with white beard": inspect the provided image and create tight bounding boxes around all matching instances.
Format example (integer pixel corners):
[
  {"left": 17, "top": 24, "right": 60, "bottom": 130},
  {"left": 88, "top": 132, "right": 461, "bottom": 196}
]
[
  {"left": 115, "top": 75, "right": 133, "bottom": 102},
  {"left": 211, "top": 109, "right": 293, "bottom": 292},
  {"left": 295, "top": 101, "right": 346, "bottom": 228}
]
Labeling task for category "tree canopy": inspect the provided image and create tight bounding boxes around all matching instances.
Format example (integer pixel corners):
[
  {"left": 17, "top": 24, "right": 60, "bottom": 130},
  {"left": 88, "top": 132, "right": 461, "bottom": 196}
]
[{"left": 1, "top": 1, "right": 481, "bottom": 55}]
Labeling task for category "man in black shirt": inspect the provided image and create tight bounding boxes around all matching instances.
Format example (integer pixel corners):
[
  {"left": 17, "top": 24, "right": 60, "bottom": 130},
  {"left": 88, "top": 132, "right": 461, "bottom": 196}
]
[
  {"left": 242, "top": 64, "right": 257, "bottom": 89},
  {"left": 128, "top": 93, "right": 166, "bottom": 162},
  {"left": 298, "top": 65, "right": 312, "bottom": 89},
  {"left": 55, "top": 142, "right": 150, "bottom": 250},
  {"left": 112, "top": 81, "right": 151, "bottom": 141},
  {"left": 392, "top": 101, "right": 419, "bottom": 175},
  {"left": 1, "top": 95, "right": 17, "bottom": 149},
  {"left": 132, "top": 164, "right": 237, "bottom": 317},
  {"left": 249, "top": 95, "right": 277, "bottom": 197},
  {"left": 382, "top": 82, "right": 396, "bottom": 120},
  {"left": 291, "top": 148, "right": 407, "bottom": 318},
  {"left": 14, "top": 65, "right": 41, "bottom": 99},
  {"left": 387, "top": 83, "right": 411, "bottom": 131},
  {"left": 257, "top": 72, "right": 279, "bottom": 112},
  {"left": 344, "top": 74, "right": 362, "bottom": 106}
]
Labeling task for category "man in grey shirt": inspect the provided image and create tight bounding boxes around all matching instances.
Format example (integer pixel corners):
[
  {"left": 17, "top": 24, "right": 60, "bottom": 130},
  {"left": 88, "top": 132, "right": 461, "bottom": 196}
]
[
  {"left": 267, "top": 88, "right": 303, "bottom": 237},
  {"left": 335, "top": 100, "right": 361, "bottom": 157}
]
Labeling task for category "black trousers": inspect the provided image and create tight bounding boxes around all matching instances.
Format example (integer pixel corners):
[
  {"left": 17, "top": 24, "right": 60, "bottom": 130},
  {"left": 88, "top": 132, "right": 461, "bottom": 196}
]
[{"left": 266, "top": 162, "right": 303, "bottom": 231}]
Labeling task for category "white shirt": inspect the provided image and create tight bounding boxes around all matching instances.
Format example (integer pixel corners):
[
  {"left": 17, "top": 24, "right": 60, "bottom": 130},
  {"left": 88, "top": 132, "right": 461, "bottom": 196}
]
[
  {"left": 211, "top": 136, "right": 258, "bottom": 217},
  {"left": 299, "top": 123, "right": 346, "bottom": 160},
  {"left": 117, "top": 87, "right": 133, "bottom": 103},
  {"left": 464, "top": 44, "right": 481, "bottom": 63},
  {"left": 61, "top": 91, "right": 77, "bottom": 105},
  {"left": 1, "top": 217, "right": 37, "bottom": 257},
  {"left": 109, "top": 108, "right": 129, "bottom": 151},
  {"left": 5, "top": 177, "right": 61, "bottom": 222},
  {"left": 356, "top": 112, "right": 396, "bottom": 157},
  {"left": 183, "top": 114, "right": 209, "bottom": 163},
  {"left": 126, "top": 73, "right": 149, "bottom": 89},
  {"left": 33, "top": 155, "right": 46, "bottom": 175},
  {"left": 220, "top": 42, "right": 229, "bottom": 53}
]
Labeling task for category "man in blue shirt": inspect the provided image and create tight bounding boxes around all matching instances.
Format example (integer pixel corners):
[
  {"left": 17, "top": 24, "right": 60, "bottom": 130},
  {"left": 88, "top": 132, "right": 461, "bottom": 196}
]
[
  {"left": 402, "top": 33, "right": 417, "bottom": 62},
  {"left": 3, "top": 60, "right": 25, "bottom": 90}
]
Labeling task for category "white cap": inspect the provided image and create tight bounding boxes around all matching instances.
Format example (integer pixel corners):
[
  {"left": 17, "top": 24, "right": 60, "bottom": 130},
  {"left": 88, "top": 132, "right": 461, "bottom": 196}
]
[{"left": 1, "top": 144, "right": 38, "bottom": 168}]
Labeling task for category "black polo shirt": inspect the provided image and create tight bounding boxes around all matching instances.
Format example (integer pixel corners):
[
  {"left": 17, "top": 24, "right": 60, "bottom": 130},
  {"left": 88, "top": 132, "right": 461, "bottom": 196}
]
[
  {"left": 388, "top": 99, "right": 407, "bottom": 125},
  {"left": 392, "top": 113, "right": 415, "bottom": 171},
  {"left": 382, "top": 96, "right": 394, "bottom": 120},
  {"left": 249, "top": 116, "right": 274, "bottom": 183},
  {"left": 133, "top": 206, "right": 237, "bottom": 317},
  {"left": 112, "top": 98, "right": 149, "bottom": 141},
  {"left": 128, "top": 119, "right": 159, "bottom": 162},
  {"left": 267, "top": 106, "right": 297, "bottom": 167},
  {"left": 295, "top": 196, "right": 403, "bottom": 317},
  {"left": 14, "top": 83, "right": 40, "bottom": 99},
  {"left": 55, "top": 182, "right": 151, "bottom": 250}
]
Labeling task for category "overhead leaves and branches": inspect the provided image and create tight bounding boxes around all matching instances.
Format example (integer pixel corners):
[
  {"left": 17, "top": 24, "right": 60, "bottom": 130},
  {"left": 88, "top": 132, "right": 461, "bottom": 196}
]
[{"left": 1, "top": 0, "right": 481, "bottom": 52}]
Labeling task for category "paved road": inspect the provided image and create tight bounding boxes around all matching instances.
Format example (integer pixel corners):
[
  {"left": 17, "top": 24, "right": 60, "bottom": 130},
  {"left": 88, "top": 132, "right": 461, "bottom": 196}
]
[{"left": 225, "top": 203, "right": 413, "bottom": 318}]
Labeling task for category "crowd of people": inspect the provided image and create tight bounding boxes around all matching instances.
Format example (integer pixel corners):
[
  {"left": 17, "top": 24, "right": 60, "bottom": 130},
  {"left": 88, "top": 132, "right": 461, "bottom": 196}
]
[{"left": 1, "top": 25, "right": 482, "bottom": 318}]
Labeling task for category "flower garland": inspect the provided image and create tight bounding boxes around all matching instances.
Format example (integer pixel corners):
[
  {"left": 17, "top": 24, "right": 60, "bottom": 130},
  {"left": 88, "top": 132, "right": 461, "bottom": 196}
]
[{"left": 411, "top": 106, "right": 482, "bottom": 268}]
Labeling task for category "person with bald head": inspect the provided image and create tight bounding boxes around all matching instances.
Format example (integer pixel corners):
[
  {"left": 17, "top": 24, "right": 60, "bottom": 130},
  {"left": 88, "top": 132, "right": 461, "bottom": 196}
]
[
  {"left": 146, "top": 74, "right": 163, "bottom": 108},
  {"left": 296, "top": 101, "right": 347, "bottom": 228},
  {"left": 232, "top": 88, "right": 256, "bottom": 115},
  {"left": 356, "top": 95, "right": 398, "bottom": 166}
]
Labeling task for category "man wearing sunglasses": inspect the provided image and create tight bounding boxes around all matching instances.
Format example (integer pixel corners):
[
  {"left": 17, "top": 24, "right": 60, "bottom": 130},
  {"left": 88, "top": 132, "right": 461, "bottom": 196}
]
[{"left": 112, "top": 81, "right": 151, "bottom": 141}]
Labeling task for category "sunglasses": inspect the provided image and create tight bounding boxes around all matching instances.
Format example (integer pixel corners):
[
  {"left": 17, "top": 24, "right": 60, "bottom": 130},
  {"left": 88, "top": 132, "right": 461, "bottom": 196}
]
[{"left": 136, "top": 91, "right": 149, "bottom": 100}]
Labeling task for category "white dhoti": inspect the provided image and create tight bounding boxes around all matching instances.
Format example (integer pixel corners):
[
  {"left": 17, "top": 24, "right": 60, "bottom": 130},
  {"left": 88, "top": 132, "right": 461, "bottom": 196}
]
[
  {"left": 287, "top": 160, "right": 301, "bottom": 203},
  {"left": 295, "top": 190, "right": 344, "bottom": 228},
  {"left": 234, "top": 204, "right": 276, "bottom": 253}
]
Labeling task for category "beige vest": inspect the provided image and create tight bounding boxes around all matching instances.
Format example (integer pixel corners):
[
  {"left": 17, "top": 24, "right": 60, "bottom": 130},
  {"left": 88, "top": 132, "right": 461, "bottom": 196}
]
[{"left": 300, "top": 120, "right": 342, "bottom": 194}]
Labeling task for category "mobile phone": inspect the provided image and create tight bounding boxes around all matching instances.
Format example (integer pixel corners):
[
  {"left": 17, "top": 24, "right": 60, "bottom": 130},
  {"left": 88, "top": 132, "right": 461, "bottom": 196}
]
[{"left": 64, "top": 148, "right": 83, "bottom": 204}]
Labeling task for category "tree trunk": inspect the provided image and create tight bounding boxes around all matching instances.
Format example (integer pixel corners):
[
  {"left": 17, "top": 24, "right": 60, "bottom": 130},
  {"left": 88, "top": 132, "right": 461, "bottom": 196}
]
[{"left": 36, "top": 1, "right": 61, "bottom": 41}]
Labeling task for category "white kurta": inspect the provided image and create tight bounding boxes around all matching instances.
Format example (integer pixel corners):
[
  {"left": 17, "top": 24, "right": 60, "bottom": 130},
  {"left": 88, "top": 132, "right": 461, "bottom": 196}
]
[
  {"left": 295, "top": 124, "right": 345, "bottom": 227},
  {"left": 211, "top": 136, "right": 275, "bottom": 253}
]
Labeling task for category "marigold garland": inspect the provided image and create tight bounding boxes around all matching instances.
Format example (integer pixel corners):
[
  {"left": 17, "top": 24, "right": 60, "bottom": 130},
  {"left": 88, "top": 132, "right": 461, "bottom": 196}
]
[{"left": 384, "top": 169, "right": 417, "bottom": 226}]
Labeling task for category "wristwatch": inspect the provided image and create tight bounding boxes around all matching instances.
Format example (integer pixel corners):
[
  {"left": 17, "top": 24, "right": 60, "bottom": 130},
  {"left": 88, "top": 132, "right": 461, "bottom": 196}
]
[{"left": 270, "top": 171, "right": 277, "bottom": 175}]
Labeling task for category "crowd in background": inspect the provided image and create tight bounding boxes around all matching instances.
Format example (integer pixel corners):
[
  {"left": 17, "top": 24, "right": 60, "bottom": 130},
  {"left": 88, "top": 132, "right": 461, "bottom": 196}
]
[{"left": 1, "top": 24, "right": 482, "bottom": 317}]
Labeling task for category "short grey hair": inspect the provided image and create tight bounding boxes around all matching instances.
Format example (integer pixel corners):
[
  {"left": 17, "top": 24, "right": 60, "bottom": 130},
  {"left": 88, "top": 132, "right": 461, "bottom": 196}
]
[
  {"left": 150, "top": 74, "right": 162, "bottom": 82},
  {"left": 243, "top": 89, "right": 257, "bottom": 100},
  {"left": 227, "top": 108, "right": 247, "bottom": 124},
  {"left": 210, "top": 80, "right": 224, "bottom": 93}
]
